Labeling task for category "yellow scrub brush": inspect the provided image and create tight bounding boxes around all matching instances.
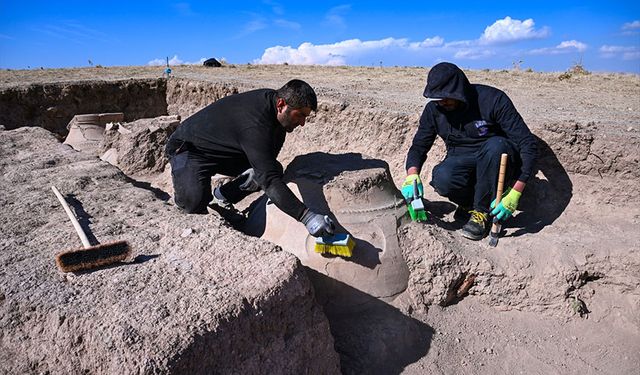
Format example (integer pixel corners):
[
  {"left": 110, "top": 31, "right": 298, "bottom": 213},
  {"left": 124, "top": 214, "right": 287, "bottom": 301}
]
[{"left": 314, "top": 233, "right": 355, "bottom": 257}]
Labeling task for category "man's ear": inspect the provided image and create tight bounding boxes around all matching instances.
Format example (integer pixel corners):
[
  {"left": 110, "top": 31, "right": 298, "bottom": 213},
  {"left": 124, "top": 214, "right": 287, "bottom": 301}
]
[{"left": 276, "top": 98, "right": 286, "bottom": 113}]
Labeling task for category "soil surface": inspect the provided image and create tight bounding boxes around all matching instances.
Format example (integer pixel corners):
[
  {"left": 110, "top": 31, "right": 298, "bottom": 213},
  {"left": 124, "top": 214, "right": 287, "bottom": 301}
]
[{"left": 1, "top": 64, "right": 639, "bottom": 374}]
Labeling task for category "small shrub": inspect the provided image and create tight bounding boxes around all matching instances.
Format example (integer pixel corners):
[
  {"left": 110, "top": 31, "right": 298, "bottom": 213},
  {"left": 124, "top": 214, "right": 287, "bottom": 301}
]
[
  {"left": 568, "top": 63, "right": 590, "bottom": 75},
  {"left": 559, "top": 58, "right": 590, "bottom": 80},
  {"left": 567, "top": 58, "right": 590, "bottom": 75},
  {"left": 558, "top": 72, "right": 572, "bottom": 81}
]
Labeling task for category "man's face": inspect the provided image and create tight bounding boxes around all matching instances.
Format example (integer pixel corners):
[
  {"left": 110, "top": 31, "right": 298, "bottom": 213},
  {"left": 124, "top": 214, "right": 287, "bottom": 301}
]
[
  {"left": 276, "top": 98, "right": 312, "bottom": 133},
  {"left": 435, "top": 98, "right": 461, "bottom": 112}
]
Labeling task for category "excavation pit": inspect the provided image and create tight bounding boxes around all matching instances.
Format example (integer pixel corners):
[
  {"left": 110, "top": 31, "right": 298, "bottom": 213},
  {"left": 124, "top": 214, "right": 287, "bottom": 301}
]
[{"left": 1, "top": 67, "right": 639, "bottom": 374}]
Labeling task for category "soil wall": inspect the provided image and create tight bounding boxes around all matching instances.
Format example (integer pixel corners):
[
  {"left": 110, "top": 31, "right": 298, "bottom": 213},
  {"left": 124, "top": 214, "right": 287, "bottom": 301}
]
[
  {"left": 1, "top": 77, "right": 636, "bottom": 181},
  {"left": 0, "top": 79, "right": 168, "bottom": 136}
]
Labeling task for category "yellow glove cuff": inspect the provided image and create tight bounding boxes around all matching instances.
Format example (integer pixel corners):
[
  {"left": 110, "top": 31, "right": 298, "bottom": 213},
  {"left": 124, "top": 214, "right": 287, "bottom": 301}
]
[
  {"left": 502, "top": 189, "right": 522, "bottom": 212},
  {"left": 402, "top": 174, "right": 421, "bottom": 187}
]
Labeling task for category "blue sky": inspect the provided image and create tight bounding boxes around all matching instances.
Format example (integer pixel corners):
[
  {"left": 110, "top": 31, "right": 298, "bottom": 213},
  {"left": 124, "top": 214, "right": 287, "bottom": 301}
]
[{"left": 1, "top": 1, "right": 639, "bottom": 73}]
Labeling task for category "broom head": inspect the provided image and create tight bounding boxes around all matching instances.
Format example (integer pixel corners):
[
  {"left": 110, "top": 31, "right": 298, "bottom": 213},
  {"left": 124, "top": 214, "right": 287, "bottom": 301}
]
[{"left": 56, "top": 240, "right": 131, "bottom": 273}]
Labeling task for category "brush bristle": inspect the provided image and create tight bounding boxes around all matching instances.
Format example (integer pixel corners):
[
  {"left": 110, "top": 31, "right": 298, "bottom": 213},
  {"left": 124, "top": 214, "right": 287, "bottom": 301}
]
[
  {"left": 408, "top": 205, "right": 428, "bottom": 222},
  {"left": 55, "top": 241, "right": 131, "bottom": 273},
  {"left": 314, "top": 234, "right": 355, "bottom": 257}
]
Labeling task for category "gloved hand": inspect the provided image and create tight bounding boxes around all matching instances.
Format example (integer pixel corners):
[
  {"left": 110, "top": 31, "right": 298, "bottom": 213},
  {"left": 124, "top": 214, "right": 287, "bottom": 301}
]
[
  {"left": 490, "top": 188, "right": 522, "bottom": 221},
  {"left": 401, "top": 174, "right": 423, "bottom": 201},
  {"left": 300, "top": 210, "right": 335, "bottom": 237},
  {"left": 238, "top": 168, "right": 260, "bottom": 192}
]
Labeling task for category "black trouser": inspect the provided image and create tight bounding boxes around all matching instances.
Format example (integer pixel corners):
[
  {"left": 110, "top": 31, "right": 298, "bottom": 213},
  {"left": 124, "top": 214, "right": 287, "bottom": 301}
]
[
  {"left": 430, "top": 137, "right": 521, "bottom": 213},
  {"left": 168, "top": 149, "right": 257, "bottom": 214}
]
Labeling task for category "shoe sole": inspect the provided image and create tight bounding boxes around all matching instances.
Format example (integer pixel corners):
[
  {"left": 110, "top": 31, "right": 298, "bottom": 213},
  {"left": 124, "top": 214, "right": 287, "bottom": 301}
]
[{"left": 460, "top": 229, "right": 484, "bottom": 241}]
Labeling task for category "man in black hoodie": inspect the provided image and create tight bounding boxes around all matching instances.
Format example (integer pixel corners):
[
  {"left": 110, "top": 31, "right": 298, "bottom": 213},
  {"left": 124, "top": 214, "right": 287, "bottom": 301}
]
[
  {"left": 403, "top": 62, "right": 537, "bottom": 240},
  {"left": 165, "top": 79, "right": 335, "bottom": 238}
]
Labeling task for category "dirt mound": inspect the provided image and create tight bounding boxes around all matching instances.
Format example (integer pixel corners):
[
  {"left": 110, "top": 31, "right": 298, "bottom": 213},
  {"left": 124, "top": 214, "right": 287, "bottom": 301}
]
[
  {"left": 0, "top": 127, "right": 339, "bottom": 374},
  {"left": 101, "top": 115, "right": 180, "bottom": 175}
]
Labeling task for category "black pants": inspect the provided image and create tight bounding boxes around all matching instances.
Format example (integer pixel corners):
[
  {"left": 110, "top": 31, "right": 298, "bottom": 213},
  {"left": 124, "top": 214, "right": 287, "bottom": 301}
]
[
  {"left": 169, "top": 149, "right": 256, "bottom": 214},
  {"left": 430, "top": 137, "right": 521, "bottom": 213}
]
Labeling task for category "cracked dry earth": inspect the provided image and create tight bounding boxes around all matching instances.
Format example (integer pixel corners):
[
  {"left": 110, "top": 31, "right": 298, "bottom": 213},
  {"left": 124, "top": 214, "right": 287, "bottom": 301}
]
[{"left": 0, "top": 64, "right": 639, "bottom": 374}]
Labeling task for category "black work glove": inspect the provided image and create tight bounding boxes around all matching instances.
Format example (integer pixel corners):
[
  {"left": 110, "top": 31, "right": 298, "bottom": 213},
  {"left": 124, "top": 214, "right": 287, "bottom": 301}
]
[
  {"left": 238, "top": 168, "right": 260, "bottom": 192},
  {"left": 300, "top": 209, "right": 335, "bottom": 237}
]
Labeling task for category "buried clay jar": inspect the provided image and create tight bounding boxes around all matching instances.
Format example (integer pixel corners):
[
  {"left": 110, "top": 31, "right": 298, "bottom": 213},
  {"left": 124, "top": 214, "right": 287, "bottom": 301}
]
[{"left": 242, "top": 152, "right": 410, "bottom": 313}]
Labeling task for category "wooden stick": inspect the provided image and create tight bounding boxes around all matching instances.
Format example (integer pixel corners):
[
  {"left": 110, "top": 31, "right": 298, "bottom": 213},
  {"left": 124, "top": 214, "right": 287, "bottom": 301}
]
[
  {"left": 51, "top": 185, "right": 91, "bottom": 248},
  {"left": 488, "top": 154, "right": 508, "bottom": 246},
  {"left": 494, "top": 154, "right": 508, "bottom": 210}
]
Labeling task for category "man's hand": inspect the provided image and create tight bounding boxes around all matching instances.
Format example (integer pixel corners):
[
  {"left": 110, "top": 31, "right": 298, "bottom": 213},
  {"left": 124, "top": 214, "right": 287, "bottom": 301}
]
[
  {"left": 300, "top": 210, "right": 335, "bottom": 237},
  {"left": 238, "top": 168, "right": 260, "bottom": 192},
  {"left": 401, "top": 174, "right": 423, "bottom": 201},
  {"left": 490, "top": 188, "right": 522, "bottom": 221}
]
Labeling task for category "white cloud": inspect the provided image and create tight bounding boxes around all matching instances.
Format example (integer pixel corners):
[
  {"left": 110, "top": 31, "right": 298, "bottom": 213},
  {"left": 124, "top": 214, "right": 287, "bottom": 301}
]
[
  {"left": 600, "top": 45, "right": 640, "bottom": 60},
  {"left": 147, "top": 55, "right": 204, "bottom": 66},
  {"left": 529, "top": 40, "right": 587, "bottom": 55},
  {"left": 255, "top": 37, "right": 445, "bottom": 65},
  {"left": 454, "top": 49, "right": 495, "bottom": 60},
  {"left": 274, "top": 19, "right": 301, "bottom": 30},
  {"left": 445, "top": 17, "right": 550, "bottom": 59},
  {"left": 621, "top": 20, "right": 640, "bottom": 35},
  {"left": 255, "top": 16, "right": 552, "bottom": 65},
  {"left": 480, "top": 16, "right": 549, "bottom": 45},
  {"left": 409, "top": 36, "right": 444, "bottom": 50},
  {"left": 444, "top": 40, "right": 474, "bottom": 49},
  {"left": 557, "top": 40, "right": 588, "bottom": 51}
]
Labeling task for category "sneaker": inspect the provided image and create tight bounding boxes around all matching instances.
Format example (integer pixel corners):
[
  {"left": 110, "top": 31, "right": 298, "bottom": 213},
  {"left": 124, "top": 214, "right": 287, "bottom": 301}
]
[
  {"left": 453, "top": 205, "right": 472, "bottom": 222},
  {"left": 208, "top": 190, "right": 245, "bottom": 227},
  {"left": 208, "top": 202, "right": 246, "bottom": 227},
  {"left": 460, "top": 210, "right": 489, "bottom": 240},
  {"left": 209, "top": 193, "right": 234, "bottom": 210},
  {"left": 209, "top": 187, "right": 235, "bottom": 210}
]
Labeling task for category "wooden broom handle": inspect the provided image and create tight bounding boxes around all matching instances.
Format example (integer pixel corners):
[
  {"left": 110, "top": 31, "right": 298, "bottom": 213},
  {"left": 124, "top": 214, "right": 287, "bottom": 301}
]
[
  {"left": 494, "top": 154, "right": 509, "bottom": 206},
  {"left": 51, "top": 186, "right": 91, "bottom": 248}
]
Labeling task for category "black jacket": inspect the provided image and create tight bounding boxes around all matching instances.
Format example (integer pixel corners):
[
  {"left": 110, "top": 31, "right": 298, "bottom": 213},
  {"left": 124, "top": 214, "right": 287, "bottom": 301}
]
[
  {"left": 167, "top": 89, "right": 307, "bottom": 220},
  {"left": 406, "top": 63, "right": 537, "bottom": 182}
]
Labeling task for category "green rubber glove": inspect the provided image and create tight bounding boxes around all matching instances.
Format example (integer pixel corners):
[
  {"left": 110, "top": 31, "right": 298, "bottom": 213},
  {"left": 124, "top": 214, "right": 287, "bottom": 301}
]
[
  {"left": 490, "top": 188, "right": 522, "bottom": 221},
  {"left": 401, "top": 174, "right": 423, "bottom": 201}
]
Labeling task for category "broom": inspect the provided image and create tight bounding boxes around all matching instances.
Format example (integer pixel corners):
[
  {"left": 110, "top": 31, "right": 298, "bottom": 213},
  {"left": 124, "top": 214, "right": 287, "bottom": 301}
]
[{"left": 51, "top": 186, "right": 131, "bottom": 272}]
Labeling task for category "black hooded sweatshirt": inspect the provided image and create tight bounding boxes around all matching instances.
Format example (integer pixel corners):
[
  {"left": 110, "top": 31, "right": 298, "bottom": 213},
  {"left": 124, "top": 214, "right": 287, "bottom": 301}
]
[
  {"left": 406, "top": 63, "right": 537, "bottom": 182},
  {"left": 166, "top": 89, "right": 307, "bottom": 220}
]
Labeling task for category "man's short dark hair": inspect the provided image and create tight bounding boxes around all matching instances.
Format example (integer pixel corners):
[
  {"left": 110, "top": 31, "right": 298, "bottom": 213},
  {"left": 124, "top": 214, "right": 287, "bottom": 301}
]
[{"left": 276, "top": 79, "right": 317, "bottom": 111}]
